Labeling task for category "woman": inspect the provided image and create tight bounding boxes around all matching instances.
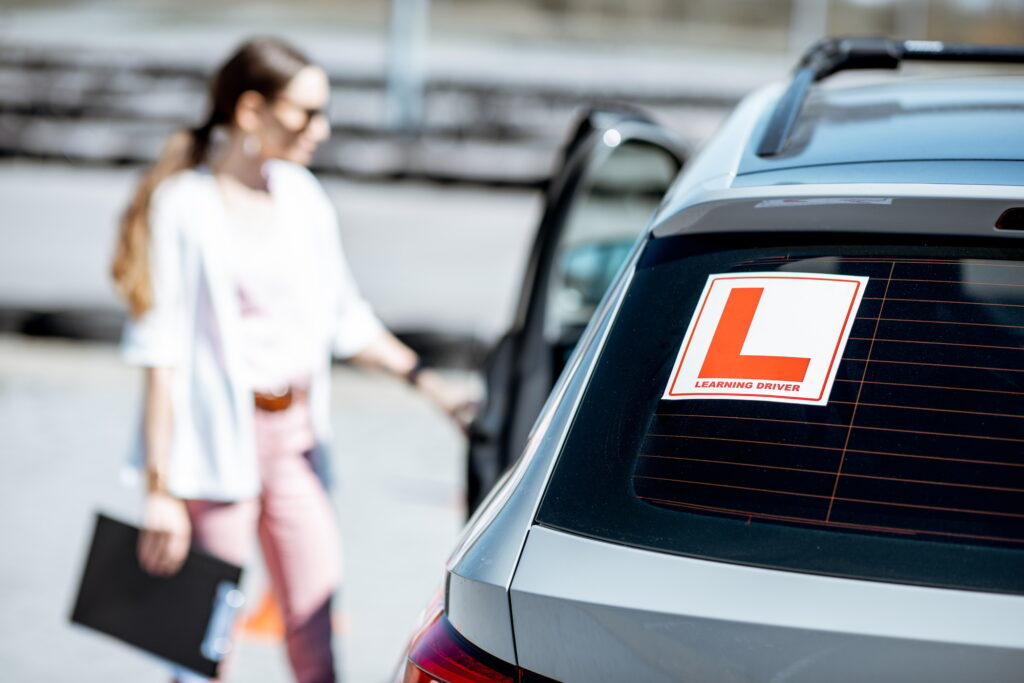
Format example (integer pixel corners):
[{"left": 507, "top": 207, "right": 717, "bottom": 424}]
[{"left": 111, "top": 38, "right": 466, "bottom": 682}]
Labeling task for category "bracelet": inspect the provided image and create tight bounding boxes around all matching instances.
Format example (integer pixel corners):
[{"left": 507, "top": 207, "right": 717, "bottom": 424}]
[
  {"left": 405, "top": 357, "right": 428, "bottom": 386},
  {"left": 146, "top": 467, "right": 169, "bottom": 494}
]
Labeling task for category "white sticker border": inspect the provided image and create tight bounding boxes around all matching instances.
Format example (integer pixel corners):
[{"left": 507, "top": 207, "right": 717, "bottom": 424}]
[{"left": 663, "top": 271, "right": 869, "bottom": 405}]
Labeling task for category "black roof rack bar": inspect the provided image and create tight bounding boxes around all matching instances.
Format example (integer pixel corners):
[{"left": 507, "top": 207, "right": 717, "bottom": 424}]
[
  {"left": 901, "top": 40, "right": 1024, "bottom": 65},
  {"left": 756, "top": 38, "right": 1024, "bottom": 158}
]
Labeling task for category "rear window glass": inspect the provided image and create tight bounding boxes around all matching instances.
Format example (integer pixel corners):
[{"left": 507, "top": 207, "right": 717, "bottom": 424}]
[{"left": 536, "top": 234, "right": 1024, "bottom": 594}]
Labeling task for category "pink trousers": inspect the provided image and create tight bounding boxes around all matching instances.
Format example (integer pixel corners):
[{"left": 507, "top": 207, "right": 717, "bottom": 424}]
[{"left": 185, "top": 396, "right": 340, "bottom": 683}]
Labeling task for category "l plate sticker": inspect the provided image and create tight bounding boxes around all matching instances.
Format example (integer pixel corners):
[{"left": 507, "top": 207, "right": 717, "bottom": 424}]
[{"left": 663, "top": 272, "right": 868, "bottom": 405}]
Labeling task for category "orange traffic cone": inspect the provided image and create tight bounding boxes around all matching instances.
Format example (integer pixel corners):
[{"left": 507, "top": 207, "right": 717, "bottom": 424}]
[
  {"left": 241, "top": 588, "right": 350, "bottom": 640},
  {"left": 241, "top": 590, "right": 285, "bottom": 642}
]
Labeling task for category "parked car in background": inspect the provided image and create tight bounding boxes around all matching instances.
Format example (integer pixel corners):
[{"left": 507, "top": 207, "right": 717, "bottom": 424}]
[{"left": 403, "top": 38, "right": 1024, "bottom": 682}]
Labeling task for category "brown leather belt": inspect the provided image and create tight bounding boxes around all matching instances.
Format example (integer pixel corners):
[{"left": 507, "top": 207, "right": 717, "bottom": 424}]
[{"left": 253, "top": 387, "right": 294, "bottom": 412}]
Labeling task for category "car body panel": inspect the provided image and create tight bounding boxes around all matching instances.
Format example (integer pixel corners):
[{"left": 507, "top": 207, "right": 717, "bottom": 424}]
[
  {"left": 446, "top": 236, "right": 645, "bottom": 661},
  {"left": 732, "top": 160, "right": 1024, "bottom": 187},
  {"left": 657, "top": 84, "right": 780, "bottom": 221},
  {"left": 652, "top": 185, "right": 1024, "bottom": 239},
  {"left": 510, "top": 526, "right": 1024, "bottom": 682}
]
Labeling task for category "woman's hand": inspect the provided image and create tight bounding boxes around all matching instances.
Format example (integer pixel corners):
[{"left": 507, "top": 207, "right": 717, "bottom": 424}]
[
  {"left": 348, "top": 332, "right": 479, "bottom": 431},
  {"left": 138, "top": 366, "right": 189, "bottom": 575},
  {"left": 138, "top": 491, "right": 192, "bottom": 577},
  {"left": 414, "top": 368, "right": 479, "bottom": 433}
]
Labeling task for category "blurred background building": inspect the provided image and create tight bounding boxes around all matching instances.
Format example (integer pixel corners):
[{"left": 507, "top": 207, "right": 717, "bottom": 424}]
[
  {"left": 4, "top": 0, "right": 1023, "bottom": 182},
  {"left": 1, "top": 0, "right": 1021, "bottom": 351}
]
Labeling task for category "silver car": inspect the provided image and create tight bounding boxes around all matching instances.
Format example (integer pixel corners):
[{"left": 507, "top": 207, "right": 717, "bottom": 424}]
[{"left": 398, "top": 38, "right": 1024, "bottom": 682}]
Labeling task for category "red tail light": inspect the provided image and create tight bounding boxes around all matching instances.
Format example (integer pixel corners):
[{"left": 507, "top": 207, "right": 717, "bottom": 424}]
[
  {"left": 396, "top": 588, "right": 556, "bottom": 683},
  {"left": 403, "top": 610, "right": 517, "bottom": 683}
]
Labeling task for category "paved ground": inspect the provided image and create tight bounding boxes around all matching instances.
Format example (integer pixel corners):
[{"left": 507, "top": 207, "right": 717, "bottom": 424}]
[{"left": 0, "top": 334, "right": 476, "bottom": 682}]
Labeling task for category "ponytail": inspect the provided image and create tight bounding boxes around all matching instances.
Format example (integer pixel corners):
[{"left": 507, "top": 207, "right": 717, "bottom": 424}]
[
  {"left": 111, "top": 123, "right": 212, "bottom": 318},
  {"left": 111, "top": 37, "right": 311, "bottom": 319}
]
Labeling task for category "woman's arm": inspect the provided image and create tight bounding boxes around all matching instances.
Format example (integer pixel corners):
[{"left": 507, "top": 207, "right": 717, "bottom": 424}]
[
  {"left": 349, "top": 331, "right": 477, "bottom": 430},
  {"left": 348, "top": 329, "right": 417, "bottom": 376},
  {"left": 136, "top": 366, "right": 192, "bottom": 576},
  {"left": 312, "top": 177, "right": 476, "bottom": 428}
]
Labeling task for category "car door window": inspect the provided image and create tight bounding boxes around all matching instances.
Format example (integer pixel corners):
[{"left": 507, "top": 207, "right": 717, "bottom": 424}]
[
  {"left": 465, "top": 117, "right": 684, "bottom": 516},
  {"left": 545, "top": 140, "right": 679, "bottom": 352}
]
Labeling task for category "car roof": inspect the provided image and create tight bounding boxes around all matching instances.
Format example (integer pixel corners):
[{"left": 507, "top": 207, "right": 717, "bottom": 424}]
[
  {"left": 654, "top": 70, "right": 1024, "bottom": 239},
  {"left": 735, "top": 75, "right": 1024, "bottom": 185}
]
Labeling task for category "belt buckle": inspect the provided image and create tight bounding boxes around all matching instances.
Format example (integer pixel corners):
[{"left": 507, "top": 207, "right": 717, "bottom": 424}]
[{"left": 254, "top": 386, "right": 293, "bottom": 412}]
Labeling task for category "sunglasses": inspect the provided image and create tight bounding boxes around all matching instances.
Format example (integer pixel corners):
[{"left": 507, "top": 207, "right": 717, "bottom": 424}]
[{"left": 272, "top": 97, "right": 327, "bottom": 132}]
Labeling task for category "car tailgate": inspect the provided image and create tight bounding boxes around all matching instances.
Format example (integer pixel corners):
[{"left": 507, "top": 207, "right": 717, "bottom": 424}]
[{"left": 510, "top": 525, "right": 1024, "bottom": 683}]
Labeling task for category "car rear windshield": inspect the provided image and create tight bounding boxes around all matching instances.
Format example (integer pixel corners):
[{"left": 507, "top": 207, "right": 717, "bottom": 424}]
[{"left": 536, "top": 234, "right": 1024, "bottom": 594}]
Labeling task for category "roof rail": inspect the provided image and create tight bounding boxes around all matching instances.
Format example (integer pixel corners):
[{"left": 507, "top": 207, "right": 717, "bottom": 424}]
[{"left": 756, "top": 37, "right": 1024, "bottom": 158}]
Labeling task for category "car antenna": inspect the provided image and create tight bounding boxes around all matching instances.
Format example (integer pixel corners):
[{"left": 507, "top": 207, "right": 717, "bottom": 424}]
[{"left": 756, "top": 37, "right": 1024, "bottom": 158}]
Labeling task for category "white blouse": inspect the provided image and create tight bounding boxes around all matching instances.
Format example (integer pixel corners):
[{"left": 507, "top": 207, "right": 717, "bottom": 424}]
[
  {"left": 121, "top": 161, "right": 384, "bottom": 500},
  {"left": 220, "top": 172, "right": 324, "bottom": 394}
]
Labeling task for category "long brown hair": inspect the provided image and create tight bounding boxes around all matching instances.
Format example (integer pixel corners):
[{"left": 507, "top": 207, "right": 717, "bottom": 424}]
[{"left": 111, "top": 37, "right": 312, "bottom": 318}]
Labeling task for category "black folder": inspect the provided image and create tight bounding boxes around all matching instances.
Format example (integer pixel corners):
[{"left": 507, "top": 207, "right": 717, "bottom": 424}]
[{"left": 70, "top": 513, "right": 245, "bottom": 678}]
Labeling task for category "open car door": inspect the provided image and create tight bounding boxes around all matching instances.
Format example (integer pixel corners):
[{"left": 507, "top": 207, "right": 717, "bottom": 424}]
[{"left": 466, "top": 108, "right": 687, "bottom": 513}]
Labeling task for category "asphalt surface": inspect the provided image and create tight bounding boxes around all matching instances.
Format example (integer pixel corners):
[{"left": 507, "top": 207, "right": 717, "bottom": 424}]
[{"left": 0, "top": 334, "right": 475, "bottom": 682}]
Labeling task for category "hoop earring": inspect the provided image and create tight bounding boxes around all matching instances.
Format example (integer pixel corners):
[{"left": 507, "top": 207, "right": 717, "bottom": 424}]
[{"left": 242, "top": 134, "right": 261, "bottom": 158}]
